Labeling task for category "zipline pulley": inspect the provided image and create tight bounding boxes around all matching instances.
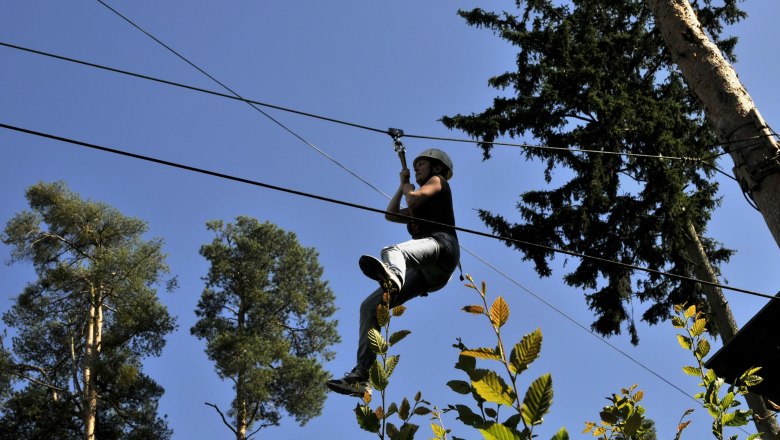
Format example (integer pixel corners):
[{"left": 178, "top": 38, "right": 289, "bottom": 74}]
[{"left": 388, "top": 127, "right": 409, "bottom": 183}]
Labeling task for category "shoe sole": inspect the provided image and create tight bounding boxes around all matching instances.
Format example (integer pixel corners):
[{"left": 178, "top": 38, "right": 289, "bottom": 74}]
[
  {"left": 359, "top": 255, "right": 399, "bottom": 293},
  {"left": 326, "top": 380, "right": 370, "bottom": 398}
]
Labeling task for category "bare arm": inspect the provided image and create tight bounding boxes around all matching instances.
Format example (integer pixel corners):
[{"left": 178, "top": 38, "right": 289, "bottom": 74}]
[
  {"left": 385, "top": 169, "right": 413, "bottom": 223},
  {"left": 404, "top": 175, "right": 443, "bottom": 210}
]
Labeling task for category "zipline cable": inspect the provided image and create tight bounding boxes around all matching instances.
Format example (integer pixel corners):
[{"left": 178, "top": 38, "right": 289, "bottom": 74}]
[
  {"left": 2, "top": 122, "right": 774, "bottom": 302},
  {"left": 2, "top": 40, "right": 767, "bottom": 168},
  {"left": 86, "top": 4, "right": 731, "bottom": 415}
]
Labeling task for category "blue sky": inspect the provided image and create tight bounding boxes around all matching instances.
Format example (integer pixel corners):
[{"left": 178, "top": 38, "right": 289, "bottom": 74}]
[{"left": 2, "top": 1, "right": 779, "bottom": 439}]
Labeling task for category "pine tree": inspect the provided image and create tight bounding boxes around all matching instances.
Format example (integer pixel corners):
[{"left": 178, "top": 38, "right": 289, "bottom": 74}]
[
  {"left": 191, "top": 217, "right": 340, "bottom": 440},
  {"left": 0, "top": 181, "right": 176, "bottom": 439}
]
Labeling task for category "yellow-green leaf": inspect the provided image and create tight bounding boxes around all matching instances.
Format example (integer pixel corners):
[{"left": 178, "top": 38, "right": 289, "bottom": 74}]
[
  {"left": 682, "top": 365, "right": 702, "bottom": 377},
  {"left": 490, "top": 296, "right": 510, "bottom": 328},
  {"left": 462, "top": 347, "right": 502, "bottom": 361},
  {"left": 672, "top": 316, "right": 686, "bottom": 328},
  {"left": 369, "top": 360, "right": 388, "bottom": 391},
  {"left": 521, "top": 373, "right": 553, "bottom": 426},
  {"left": 691, "top": 318, "right": 707, "bottom": 337},
  {"left": 550, "top": 427, "right": 569, "bottom": 440},
  {"left": 677, "top": 334, "right": 692, "bottom": 350},
  {"left": 472, "top": 371, "right": 514, "bottom": 406},
  {"left": 431, "top": 423, "right": 446, "bottom": 438},
  {"left": 368, "top": 328, "right": 388, "bottom": 355},
  {"left": 385, "top": 354, "right": 399, "bottom": 378},
  {"left": 683, "top": 304, "right": 697, "bottom": 319},
  {"left": 695, "top": 338, "right": 710, "bottom": 359},
  {"left": 479, "top": 422, "right": 522, "bottom": 440},
  {"left": 509, "top": 328, "right": 542, "bottom": 375}
]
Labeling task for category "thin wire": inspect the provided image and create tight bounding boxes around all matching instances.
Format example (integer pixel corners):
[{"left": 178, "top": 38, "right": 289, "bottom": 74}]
[
  {"left": 85, "top": 6, "right": 727, "bottom": 414},
  {"left": 4, "top": 43, "right": 390, "bottom": 201},
  {"left": 2, "top": 122, "right": 774, "bottom": 302},
  {"left": 95, "top": 2, "right": 391, "bottom": 198},
  {"left": 2, "top": 40, "right": 765, "bottom": 166}
]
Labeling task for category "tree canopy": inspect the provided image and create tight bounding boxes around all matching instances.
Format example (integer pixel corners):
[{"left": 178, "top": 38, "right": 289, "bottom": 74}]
[
  {"left": 0, "top": 181, "right": 176, "bottom": 439},
  {"left": 442, "top": 0, "right": 745, "bottom": 344},
  {"left": 191, "top": 217, "right": 340, "bottom": 439}
]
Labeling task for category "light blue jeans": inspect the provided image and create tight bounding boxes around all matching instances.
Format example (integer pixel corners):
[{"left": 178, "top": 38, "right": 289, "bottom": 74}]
[{"left": 356, "top": 232, "right": 459, "bottom": 374}]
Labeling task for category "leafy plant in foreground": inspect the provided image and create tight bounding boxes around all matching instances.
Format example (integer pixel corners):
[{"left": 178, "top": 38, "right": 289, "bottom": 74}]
[
  {"left": 445, "top": 275, "right": 567, "bottom": 440},
  {"left": 354, "top": 290, "right": 448, "bottom": 439},
  {"left": 673, "top": 304, "right": 762, "bottom": 440},
  {"left": 583, "top": 384, "right": 657, "bottom": 439}
]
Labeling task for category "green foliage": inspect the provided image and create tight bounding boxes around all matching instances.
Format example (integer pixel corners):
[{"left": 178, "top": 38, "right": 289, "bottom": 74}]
[
  {"left": 442, "top": 0, "right": 747, "bottom": 345},
  {"left": 353, "top": 291, "right": 448, "bottom": 439},
  {"left": 446, "top": 276, "right": 566, "bottom": 440},
  {"left": 673, "top": 304, "right": 761, "bottom": 440},
  {"left": 191, "top": 217, "right": 340, "bottom": 435},
  {"left": 583, "top": 385, "right": 657, "bottom": 440},
  {"left": 0, "top": 181, "right": 174, "bottom": 438}
]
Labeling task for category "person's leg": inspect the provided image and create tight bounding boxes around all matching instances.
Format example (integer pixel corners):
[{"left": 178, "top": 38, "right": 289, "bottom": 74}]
[{"left": 381, "top": 237, "right": 440, "bottom": 286}]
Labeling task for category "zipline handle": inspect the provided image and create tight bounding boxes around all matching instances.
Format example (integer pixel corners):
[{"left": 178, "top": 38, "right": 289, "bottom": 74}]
[{"left": 388, "top": 127, "right": 409, "bottom": 183}]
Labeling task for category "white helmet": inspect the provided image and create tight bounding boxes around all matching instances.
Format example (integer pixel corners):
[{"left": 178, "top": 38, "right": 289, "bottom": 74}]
[{"left": 414, "top": 148, "right": 454, "bottom": 180}]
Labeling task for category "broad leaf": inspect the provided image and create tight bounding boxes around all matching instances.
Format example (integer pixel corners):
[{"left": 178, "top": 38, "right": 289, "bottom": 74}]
[
  {"left": 479, "top": 422, "right": 522, "bottom": 440},
  {"left": 472, "top": 370, "right": 514, "bottom": 406},
  {"left": 550, "top": 427, "right": 569, "bottom": 440},
  {"left": 455, "top": 354, "right": 476, "bottom": 374},
  {"left": 447, "top": 380, "right": 472, "bottom": 395},
  {"left": 355, "top": 404, "right": 380, "bottom": 433},
  {"left": 399, "top": 397, "right": 411, "bottom": 420},
  {"left": 389, "top": 330, "right": 412, "bottom": 346},
  {"left": 695, "top": 338, "right": 711, "bottom": 360},
  {"left": 490, "top": 296, "right": 510, "bottom": 328},
  {"left": 682, "top": 365, "right": 702, "bottom": 376},
  {"left": 392, "top": 305, "right": 407, "bottom": 317},
  {"left": 448, "top": 404, "right": 485, "bottom": 428},
  {"left": 396, "top": 422, "right": 419, "bottom": 440},
  {"left": 370, "top": 361, "right": 389, "bottom": 391},
  {"left": 385, "top": 354, "right": 400, "bottom": 378},
  {"left": 521, "top": 373, "right": 553, "bottom": 426},
  {"left": 463, "top": 305, "right": 485, "bottom": 314},
  {"left": 509, "top": 328, "right": 542, "bottom": 374},
  {"left": 368, "top": 328, "right": 388, "bottom": 355},
  {"left": 431, "top": 422, "right": 447, "bottom": 438},
  {"left": 376, "top": 304, "right": 390, "bottom": 327},
  {"left": 462, "top": 347, "right": 502, "bottom": 361},
  {"left": 677, "top": 334, "right": 692, "bottom": 350},
  {"left": 691, "top": 318, "right": 707, "bottom": 337}
]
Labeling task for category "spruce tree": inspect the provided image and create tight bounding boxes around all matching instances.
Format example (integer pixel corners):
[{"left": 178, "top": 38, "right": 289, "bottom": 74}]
[{"left": 442, "top": 1, "right": 744, "bottom": 344}]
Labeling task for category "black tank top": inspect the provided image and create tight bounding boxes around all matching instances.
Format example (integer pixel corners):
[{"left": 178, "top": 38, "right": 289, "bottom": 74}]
[{"left": 407, "top": 176, "right": 457, "bottom": 239}]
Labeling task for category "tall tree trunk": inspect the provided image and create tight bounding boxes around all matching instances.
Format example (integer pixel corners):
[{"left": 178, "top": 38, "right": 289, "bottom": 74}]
[
  {"left": 685, "top": 221, "right": 778, "bottom": 437},
  {"left": 83, "top": 287, "right": 99, "bottom": 440},
  {"left": 236, "top": 368, "right": 247, "bottom": 440},
  {"left": 647, "top": 0, "right": 780, "bottom": 248}
]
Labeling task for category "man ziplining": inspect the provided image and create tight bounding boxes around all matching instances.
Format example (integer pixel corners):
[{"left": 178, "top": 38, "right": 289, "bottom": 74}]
[{"left": 327, "top": 148, "right": 460, "bottom": 397}]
